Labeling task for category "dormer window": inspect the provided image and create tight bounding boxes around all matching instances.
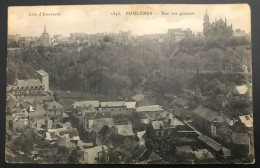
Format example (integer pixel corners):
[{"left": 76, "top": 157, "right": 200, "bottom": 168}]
[
  {"left": 39, "top": 86, "right": 42, "bottom": 89},
  {"left": 35, "top": 86, "right": 38, "bottom": 89},
  {"left": 31, "top": 86, "right": 34, "bottom": 89},
  {"left": 53, "top": 105, "right": 56, "bottom": 109},
  {"left": 21, "top": 87, "right": 24, "bottom": 89},
  {"left": 26, "top": 86, "right": 29, "bottom": 89},
  {"left": 17, "top": 87, "right": 19, "bottom": 90}
]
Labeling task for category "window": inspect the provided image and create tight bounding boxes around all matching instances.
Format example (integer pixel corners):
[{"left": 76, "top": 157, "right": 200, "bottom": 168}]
[
  {"left": 26, "top": 86, "right": 29, "bottom": 89},
  {"left": 35, "top": 86, "right": 38, "bottom": 89},
  {"left": 17, "top": 87, "right": 19, "bottom": 90},
  {"left": 245, "top": 115, "right": 250, "bottom": 120},
  {"left": 161, "top": 131, "right": 164, "bottom": 137},
  {"left": 156, "top": 131, "right": 159, "bottom": 137}
]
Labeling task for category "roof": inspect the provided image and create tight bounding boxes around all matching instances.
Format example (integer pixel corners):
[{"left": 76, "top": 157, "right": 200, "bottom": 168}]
[
  {"left": 192, "top": 105, "right": 219, "bottom": 122},
  {"left": 173, "top": 98, "right": 189, "bottom": 106},
  {"left": 92, "top": 118, "right": 114, "bottom": 132},
  {"left": 84, "top": 146, "right": 108, "bottom": 164},
  {"left": 194, "top": 149, "right": 214, "bottom": 160},
  {"left": 59, "top": 128, "right": 79, "bottom": 138},
  {"left": 15, "top": 79, "right": 42, "bottom": 88},
  {"left": 175, "top": 145, "right": 193, "bottom": 153},
  {"left": 125, "top": 102, "right": 136, "bottom": 109},
  {"left": 236, "top": 85, "right": 248, "bottom": 95},
  {"left": 98, "top": 127, "right": 147, "bottom": 159},
  {"left": 115, "top": 125, "right": 134, "bottom": 136},
  {"left": 45, "top": 101, "right": 63, "bottom": 110},
  {"left": 147, "top": 151, "right": 163, "bottom": 163},
  {"left": 73, "top": 100, "right": 100, "bottom": 108},
  {"left": 36, "top": 70, "right": 48, "bottom": 76},
  {"left": 137, "top": 131, "right": 146, "bottom": 140},
  {"left": 151, "top": 121, "right": 164, "bottom": 130},
  {"left": 239, "top": 115, "right": 253, "bottom": 128},
  {"left": 135, "top": 105, "right": 164, "bottom": 112},
  {"left": 141, "top": 118, "right": 150, "bottom": 124},
  {"left": 197, "top": 135, "right": 222, "bottom": 151},
  {"left": 232, "top": 133, "right": 250, "bottom": 145},
  {"left": 131, "top": 94, "right": 145, "bottom": 102},
  {"left": 100, "top": 101, "right": 126, "bottom": 107},
  {"left": 171, "top": 118, "right": 185, "bottom": 127},
  {"left": 63, "top": 113, "right": 69, "bottom": 118}
]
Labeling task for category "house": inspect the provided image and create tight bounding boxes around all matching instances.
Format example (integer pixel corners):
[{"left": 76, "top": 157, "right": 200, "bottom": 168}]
[
  {"left": 97, "top": 125, "right": 149, "bottom": 163},
  {"left": 194, "top": 149, "right": 215, "bottom": 163},
  {"left": 12, "top": 112, "right": 29, "bottom": 132},
  {"left": 231, "top": 133, "right": 254, "bottom": 157},
  {"left": 72, "top": 100, "right": 100, "bottom": 111},
  {"left": 100, "top": 101, "right": 127, "bottom": 116},
  {"left": 82, "top": 145, "right": 108, "bottom": 164},
  {"left": 146, "top": 151, "right": 164, "bottom": 164},
  {"left": 137, "top": 130, "right": 146, "bottom": 146},
  {"left": 239, "top": 115, "right": 253, "bottom": 128},
  {"left": 197, "top": 135, "right": 231, "bottom": 159},
  {"left": 44, "top": 101, "right": 64, "bottom": 124},
  {"left": 125, "top": 102, "right": 136, "bottom": 117},
  {"left": 131, "top": 94, "right": 145, "bottom": 106},
  {"left": 192, "top": 105, "right": 228, "bottom": 135},
  {"left": 149, "top": 119, "right": 183, "bottom": 140},
  {"left": 114, "top": 125, "right": 134, "bottom": 137},
  {"left": 131, "top": 94, "right": 155, "bottom": 107},
  {"left": 10, "top": 79, "right": 45, "bottom": 97}
]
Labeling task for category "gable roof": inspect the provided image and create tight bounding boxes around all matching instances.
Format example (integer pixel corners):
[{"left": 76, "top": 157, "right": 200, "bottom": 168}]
[
  {"left": 131, "top": 94, "right": 145, "bottom": 102},
  {"left": 45, "top": 101, "right": 63, "bottom": 110},
  {"left": 135, "top": 105, "right": 164, "bottom": 112},
  {"left": 73, "top": 100, "right": 100, "bottom": 108},
  {"left": 192, "top": 105, "right": 219, "bottom": 122},
  {"left": 115, "top": 125, "right": 134, "bottom": 136},
  {"left": 239, "top": 115, "right": 253, "bottom": 128},
  {"left": 100, "top": 101, "right": 126, "bottom": 107},
  {"left": 151, "top": 121, "right": 164, "bottom": 130},
  {"left": 147, "top": 151, "right": 163, "bottom": 163},
  {"left": 125, "top": 102, "right": 136, "bottom": 109},
  {"left": 236, "top": 85, "right": 248, "bottom": 95}
]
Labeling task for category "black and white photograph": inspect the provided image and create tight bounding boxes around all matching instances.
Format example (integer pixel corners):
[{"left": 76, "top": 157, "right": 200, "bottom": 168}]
[{"left": 5, "top": 4, "right": 254, "bottom": 164}]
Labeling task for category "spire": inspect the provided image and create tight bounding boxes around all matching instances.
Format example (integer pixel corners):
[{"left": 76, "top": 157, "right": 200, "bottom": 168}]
[{"left": 44, "top": 25, "right": 47, "bottom": 33}]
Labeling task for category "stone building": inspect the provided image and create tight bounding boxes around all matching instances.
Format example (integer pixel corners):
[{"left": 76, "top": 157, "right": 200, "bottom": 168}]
[{"left": 203, "top": 10, "right": 233, "bottom": 38}]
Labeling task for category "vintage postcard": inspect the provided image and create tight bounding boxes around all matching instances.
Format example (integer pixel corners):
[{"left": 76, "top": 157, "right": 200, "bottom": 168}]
[{"left": 6, "top": 4, "right": 254, "bottom": 164}]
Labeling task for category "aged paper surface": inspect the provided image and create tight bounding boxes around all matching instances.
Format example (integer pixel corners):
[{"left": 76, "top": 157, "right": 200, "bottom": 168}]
[{"left": 6, "top": 4, "right": 253, "bottom": 164}]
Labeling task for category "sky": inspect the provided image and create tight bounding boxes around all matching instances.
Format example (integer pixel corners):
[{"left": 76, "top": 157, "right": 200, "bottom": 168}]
[{"left": 8, "top": 4, "right": 251, "bottom": 37}]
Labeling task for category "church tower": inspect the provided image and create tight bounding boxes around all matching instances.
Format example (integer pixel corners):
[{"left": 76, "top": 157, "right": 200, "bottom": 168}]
[{"left": 203, "top": 10, "right": 210, "bottom": 37}]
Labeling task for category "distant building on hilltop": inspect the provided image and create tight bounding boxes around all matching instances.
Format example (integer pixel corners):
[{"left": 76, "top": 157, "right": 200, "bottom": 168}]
[
  {"left": 203, "top": 10, "right": 233, "bottom": 38},
  {"left": 39, "top": 25, "right": 50, "bottom": 46}
]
